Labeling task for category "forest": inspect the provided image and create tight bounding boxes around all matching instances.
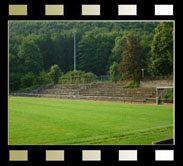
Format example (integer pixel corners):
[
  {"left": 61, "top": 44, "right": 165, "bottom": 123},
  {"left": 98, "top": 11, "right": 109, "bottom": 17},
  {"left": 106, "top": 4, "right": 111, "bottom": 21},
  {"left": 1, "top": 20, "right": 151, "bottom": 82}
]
[{"left": 9, "top": 21, "right": 173, "bottom": 91}]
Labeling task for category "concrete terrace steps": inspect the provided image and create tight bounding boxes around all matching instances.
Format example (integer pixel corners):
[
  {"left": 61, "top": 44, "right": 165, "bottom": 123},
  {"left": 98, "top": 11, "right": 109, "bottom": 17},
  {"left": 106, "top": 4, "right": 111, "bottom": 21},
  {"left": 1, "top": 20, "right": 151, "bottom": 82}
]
[
  {"left": 35, "top": 82, "right": 156, "bottom": 103},
  {"left": 39, "top": 88, "right": 79, "bottom": 94},
  {"left": 80, "top": 93, "right": 154, "bottom": 98},
  {"left": 80, "top": 88, "right": 155, "bottom": 93},
  {"left": 79, "top": 88, "right": 155, "bottom": 97},
  {"left": 12, "top": 93, "right": 156, "bottom": 103}
]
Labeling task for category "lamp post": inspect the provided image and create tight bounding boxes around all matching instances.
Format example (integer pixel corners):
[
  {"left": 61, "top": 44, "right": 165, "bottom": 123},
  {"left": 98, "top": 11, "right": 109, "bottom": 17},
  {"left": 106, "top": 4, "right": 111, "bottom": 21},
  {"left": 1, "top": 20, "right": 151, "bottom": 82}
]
[
  {"left": 141, "top": 68, "right": 144, "bottom": 78},
  {"left": 72, "top": 30, "right": 77, "bottom": 72}
]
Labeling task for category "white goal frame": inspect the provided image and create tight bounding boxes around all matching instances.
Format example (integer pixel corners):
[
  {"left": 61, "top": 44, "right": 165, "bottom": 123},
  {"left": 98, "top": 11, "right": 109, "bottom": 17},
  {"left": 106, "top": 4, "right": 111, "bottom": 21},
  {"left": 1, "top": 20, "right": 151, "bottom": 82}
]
[{"left": 156, "top": 86, "right": 174, "bottom": 105}]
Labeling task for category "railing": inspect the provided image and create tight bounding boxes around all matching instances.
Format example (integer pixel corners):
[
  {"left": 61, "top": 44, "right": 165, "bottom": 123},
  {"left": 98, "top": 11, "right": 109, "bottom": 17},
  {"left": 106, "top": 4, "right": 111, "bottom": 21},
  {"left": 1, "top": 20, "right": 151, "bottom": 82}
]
[
  {"left": 96, "top": 75, "right": 110, "bottom": 82},
  {"left": 59, "top": 75, "right": 110, "bottom": 84},
  {"left": 142, "top": 75, "right": 173, "bottom": 80}
]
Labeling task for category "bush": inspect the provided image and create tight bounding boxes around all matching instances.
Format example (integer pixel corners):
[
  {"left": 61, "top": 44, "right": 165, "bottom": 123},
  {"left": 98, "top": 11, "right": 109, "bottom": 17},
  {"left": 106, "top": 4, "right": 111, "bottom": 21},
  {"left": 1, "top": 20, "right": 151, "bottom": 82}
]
[
  {"left": 109, "top": 62, "right": 122, "bottom": 82},
  {"left": 162, "top": 88, "right": 173, "bottom": 100},
  {"left": 65, "top": 70, "right": 85, "bottom": 77},
  {"left": 124, "top": 80, "right": 140, "bottom": 88},
  {"left": 58, "top": 70, "right": 84, "bottom": 84},
  {"left": 9, "top": 73, "right": 23, "bottom": 91},
  {"left": 48, "top": 64, "right": 62, "bottom": 84},
  {"left": 37, "top": 70, "right": 51, "bottom": 85},
  {"left": 20, "top": 72, "right": 36, "bottom": 88},
  {"left": 83, "top": 72, "right": 97, "bottom": 83},
  {"left": 19, "top": 84, "right": 39, "bottom": 92},
  {"left": 58, "top": 70, "right": 97, "bottom": 84}
]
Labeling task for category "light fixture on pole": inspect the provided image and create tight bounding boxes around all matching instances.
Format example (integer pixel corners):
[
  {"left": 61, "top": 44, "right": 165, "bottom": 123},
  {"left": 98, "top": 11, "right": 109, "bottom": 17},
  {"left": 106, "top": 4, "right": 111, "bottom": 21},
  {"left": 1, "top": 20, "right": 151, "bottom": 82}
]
[{"left": 72, "top": 30, "right": 77, "bottom": 72}]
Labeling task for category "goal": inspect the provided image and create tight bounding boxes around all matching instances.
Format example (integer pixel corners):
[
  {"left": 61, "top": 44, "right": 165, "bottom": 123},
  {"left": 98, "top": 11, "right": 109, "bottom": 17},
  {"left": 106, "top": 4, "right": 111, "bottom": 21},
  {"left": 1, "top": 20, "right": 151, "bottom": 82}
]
[{"left": 156, "top": 87, "right": 174, "bottom": 105}]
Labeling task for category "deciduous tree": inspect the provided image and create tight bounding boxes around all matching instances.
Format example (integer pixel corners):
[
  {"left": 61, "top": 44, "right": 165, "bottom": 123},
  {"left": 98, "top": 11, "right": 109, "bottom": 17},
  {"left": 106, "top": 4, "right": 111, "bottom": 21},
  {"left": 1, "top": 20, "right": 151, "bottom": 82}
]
[
  {"left": 119, "top": 32, "right": 146, "bottom": 81},
  {"left": 18, "top": 39, "right": 43, "bottom": 74},
  {"left": 151, "top": 22, "right": 173, "bottom": 75}
]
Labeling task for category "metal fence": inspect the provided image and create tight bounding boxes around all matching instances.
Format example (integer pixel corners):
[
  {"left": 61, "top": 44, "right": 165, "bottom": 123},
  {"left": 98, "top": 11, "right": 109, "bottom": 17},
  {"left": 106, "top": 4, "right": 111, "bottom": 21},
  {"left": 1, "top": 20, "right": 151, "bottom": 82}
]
[
  {"left": 96, "top": 75, "right": 110, "bottom": 82},
  {"left": 142, "top": 75, "right": 173, "bottom": 80},
  {"left": 59, "top": 75, "right": 110, "bottom": 84}
]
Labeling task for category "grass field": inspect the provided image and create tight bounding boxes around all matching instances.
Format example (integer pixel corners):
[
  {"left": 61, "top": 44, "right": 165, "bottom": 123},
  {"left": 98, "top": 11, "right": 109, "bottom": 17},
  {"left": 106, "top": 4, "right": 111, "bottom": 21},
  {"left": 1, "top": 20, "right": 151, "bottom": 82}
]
[{"left": 9, "top": 96, "right": 173, "bottom": 145}]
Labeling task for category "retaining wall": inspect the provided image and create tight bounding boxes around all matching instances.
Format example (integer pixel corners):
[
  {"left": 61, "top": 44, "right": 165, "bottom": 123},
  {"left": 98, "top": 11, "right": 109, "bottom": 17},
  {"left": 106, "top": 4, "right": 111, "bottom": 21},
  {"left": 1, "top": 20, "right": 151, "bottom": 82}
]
[{"left": 140, "top": 80, "right": 173, "bottom": 88}]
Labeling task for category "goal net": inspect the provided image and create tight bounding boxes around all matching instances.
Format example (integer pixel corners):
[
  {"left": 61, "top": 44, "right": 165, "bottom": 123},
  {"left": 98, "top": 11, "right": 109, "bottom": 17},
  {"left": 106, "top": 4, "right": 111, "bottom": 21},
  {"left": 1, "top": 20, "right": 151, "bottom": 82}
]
[{"left": 156, "top": 87, "right": 174, "bottom": 105}]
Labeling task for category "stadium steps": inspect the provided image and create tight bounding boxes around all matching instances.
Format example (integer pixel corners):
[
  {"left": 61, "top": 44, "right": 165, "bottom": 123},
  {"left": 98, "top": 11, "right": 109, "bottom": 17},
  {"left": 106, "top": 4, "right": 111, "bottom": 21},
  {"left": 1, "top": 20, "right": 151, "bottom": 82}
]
[{"left": 29, "top": 82, "right": 156, "bottom": 103}]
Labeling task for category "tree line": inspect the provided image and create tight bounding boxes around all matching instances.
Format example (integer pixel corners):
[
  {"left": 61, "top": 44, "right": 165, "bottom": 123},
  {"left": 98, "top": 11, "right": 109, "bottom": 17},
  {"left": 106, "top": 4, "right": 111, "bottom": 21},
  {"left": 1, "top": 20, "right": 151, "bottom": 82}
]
[{"left": 9, "top": 22, "right": 173, "bottom": 91}]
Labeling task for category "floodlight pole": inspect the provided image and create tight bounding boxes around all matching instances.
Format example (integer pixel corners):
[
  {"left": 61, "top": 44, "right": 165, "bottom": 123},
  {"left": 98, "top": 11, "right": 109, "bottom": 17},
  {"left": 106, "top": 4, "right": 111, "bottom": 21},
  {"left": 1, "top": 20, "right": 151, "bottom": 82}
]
[{"left": 73, "top": 30, "right": 77, "bottom": 72}]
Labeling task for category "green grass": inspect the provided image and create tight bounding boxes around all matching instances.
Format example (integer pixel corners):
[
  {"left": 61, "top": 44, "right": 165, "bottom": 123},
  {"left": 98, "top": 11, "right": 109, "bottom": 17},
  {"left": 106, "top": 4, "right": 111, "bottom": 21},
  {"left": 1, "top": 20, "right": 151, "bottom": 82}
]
[{"left": 9, "top": 96, "right": 173, "bottom": 145}]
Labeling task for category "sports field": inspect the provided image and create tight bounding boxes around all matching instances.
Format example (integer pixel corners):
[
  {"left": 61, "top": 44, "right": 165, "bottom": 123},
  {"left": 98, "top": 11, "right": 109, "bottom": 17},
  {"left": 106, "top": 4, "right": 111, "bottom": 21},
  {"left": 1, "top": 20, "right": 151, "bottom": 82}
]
[{"left": 9, "top": 96, "right": 173, "bottom": 145}]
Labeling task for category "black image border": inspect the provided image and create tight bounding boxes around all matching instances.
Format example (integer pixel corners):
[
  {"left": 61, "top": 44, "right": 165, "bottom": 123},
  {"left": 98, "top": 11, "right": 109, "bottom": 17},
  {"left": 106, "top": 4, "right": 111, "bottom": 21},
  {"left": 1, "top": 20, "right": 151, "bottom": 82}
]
[{"left": 0, "top": 0, "right": 181, "bottom": 166}]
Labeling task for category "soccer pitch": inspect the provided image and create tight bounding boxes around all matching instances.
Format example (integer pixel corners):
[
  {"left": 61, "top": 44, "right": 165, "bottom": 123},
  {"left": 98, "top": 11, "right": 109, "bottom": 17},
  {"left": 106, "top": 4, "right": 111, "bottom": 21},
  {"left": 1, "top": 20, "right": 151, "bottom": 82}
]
[{"left": 9, "top": 96, "right": 173, "bottom": 145}]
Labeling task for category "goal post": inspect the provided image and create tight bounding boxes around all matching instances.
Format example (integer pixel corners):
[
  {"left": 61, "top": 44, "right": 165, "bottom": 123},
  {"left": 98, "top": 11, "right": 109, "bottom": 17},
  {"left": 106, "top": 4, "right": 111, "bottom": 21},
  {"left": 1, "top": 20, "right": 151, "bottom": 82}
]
[{"left": 156, "top": 86, "right": 174, "bottom": 105}]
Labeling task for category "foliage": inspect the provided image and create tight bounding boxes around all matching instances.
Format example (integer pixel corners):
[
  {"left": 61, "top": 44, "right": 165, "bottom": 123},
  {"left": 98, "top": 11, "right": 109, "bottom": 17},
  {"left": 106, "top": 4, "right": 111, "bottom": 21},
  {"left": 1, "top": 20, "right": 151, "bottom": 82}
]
[
  {"left": 64, "top": 70, "right": 85, "bottom": 77},
  {"left": 19, "top": 84, "right": 40, "bottom": 92},
  {"left": 59, "top": 70, "right": 97, "bottom": 84},
  {"left": 9, "top": 73, "right": 23, "bottom": 91},
  {"left": 48, "top": 64, "right": 62, "bottom": 84},
  {"left": 83, "top": 72, "right": 97, "bottom": 83},
  {"left": 18, "top": 39, "right": 43, "bottom": 74},
  {"left": 20, "top": 72, "right": 36, "bottom": 88},
  {"left": 109, "top": 62, "right": 121, "bottom": 82},
  {"left": 119, "top": 32, "right": 146, "bottom": 81},
  {"left": 151, "top": 22, "right": 173, "bottom": 75},
  {"left": 124, "top": 80, "right": 140, "bottom": 88},
  {"left": 111, "top": 36, "right": 125, "bottom": 63},
  {"left": 162, "top": 88, "right": 173, "bottom": 100},
  {"left": 77, "top": 28, "right": 117, "bottom": 75},
  {"left": 8, "top": 22, "right": 173, "bottom": 91},
  {"left": 37, "top": 70, "right": 52, "bottom": 85}
]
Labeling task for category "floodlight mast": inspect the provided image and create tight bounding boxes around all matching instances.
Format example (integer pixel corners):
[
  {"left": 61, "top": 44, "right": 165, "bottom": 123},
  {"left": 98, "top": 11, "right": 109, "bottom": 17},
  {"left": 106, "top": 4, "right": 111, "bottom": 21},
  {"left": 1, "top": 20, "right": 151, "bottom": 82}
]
[{"left": 73, "top": 30, "right": 77, "bottom": 72}]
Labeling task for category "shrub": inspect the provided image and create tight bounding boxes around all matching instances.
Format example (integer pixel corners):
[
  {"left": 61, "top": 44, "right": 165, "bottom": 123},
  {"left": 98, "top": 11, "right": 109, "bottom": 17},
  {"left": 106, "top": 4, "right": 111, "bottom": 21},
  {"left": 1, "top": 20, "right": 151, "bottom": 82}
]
[
  {"left": 162, "top": 88, "right": 173, "bottom": 100},
  {"left": 124, "top": 80, "right": 140, "bottom": 88},
  {"left": 109, "top": 62, "right": 122, "bottom": 82},
  {"left": 37, "top": 70, "right": 51, "bottom": 85},
  {"left": 58, "top": 70, "right": 97, "bottom": 84},
  {"left": 61, "top": 70, "right": 85, "bottom": 84},
  {"left": 83, "top": 72, "right": 97, "bottom": 83},
  {"left": 65, "top": 70, "right": 85, "bottom": 77},
  {"left": 48, "top": 64, "right": 62, "bottom": 84},
  {"left": 9, "top": 73, "right": 23, "bottom": 91},
  {"left": 20, "top": 72, "right": 36, "bottom": 88},
  {"left": 58, "top": 75, "right": 68, "bottom": 84}
]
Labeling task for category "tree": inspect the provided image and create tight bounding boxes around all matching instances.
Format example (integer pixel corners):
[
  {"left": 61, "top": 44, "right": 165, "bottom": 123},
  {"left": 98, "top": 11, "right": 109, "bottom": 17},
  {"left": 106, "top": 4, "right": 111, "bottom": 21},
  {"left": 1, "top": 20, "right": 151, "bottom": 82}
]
[
  {"left": 33, "top": 33, "right": 55, "bottom": 70},
  {"left": 109, "top": 62, "right": 121, "bottom": 82},
  {"left": 48, "top": 64, "right": 62, "bottom": 84},
  {"left": 77, "top": 28, "right": 116, "bottom": 75},
  {"left": 119, "top": 32, "right": 146, "bottom": 81},
  {"left": 52, "top": 32, "right": 74, "bottom": 72},
  {"left": 9, "top": 22, "right": 160, "bottom": 87},
  {"left": 111, "top": 36, "right": 124, "bottom": 63},
  {"left": 18, "top": 39, "right": 43, "bottom": 74},
  {"left": 151, "top": 22, "right": 173, "bottom": 75},
  {"left": 9, "top": 73, "right": 23, "bottom": 91}
]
